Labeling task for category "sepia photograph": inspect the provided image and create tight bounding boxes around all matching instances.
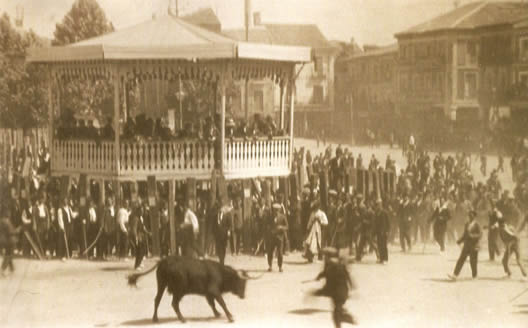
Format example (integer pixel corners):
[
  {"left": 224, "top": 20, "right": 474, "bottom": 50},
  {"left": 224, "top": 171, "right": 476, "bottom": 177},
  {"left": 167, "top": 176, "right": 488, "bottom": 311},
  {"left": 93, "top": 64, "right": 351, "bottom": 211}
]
[{"left": 0, "top": 0, "right": 528, "bottom": 327}]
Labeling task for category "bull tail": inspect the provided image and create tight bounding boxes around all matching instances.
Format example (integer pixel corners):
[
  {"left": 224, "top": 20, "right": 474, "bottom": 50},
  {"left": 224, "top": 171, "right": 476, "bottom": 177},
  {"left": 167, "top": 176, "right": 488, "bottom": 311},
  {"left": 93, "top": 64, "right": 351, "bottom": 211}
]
[{"left": 127, "top": 260, "right": 161, "bottom": 287}]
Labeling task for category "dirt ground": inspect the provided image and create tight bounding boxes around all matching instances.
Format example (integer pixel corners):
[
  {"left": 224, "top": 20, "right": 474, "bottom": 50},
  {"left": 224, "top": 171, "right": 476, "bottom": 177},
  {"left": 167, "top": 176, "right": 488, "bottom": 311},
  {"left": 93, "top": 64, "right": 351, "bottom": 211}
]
[{"left": 1, "top": 242, "right": 527, "bottom": 328}]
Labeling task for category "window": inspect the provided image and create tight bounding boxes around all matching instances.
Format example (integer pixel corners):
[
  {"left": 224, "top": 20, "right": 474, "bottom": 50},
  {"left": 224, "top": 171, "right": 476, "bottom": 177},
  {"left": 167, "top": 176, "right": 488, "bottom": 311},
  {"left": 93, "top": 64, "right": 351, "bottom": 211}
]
[
  {"left": 457, "top": 41, "right": 466, "bottom": 66},
  {"left": 519, "top": 72, "right": 528, "bottom": 87},
  {"left": 457, "top": 71, "right": 478, "bottom": 99},
  {"left": 467, "top": 41, "right": 477, "bottom": 64},
  {"left": 520, "top": 37, "right": 528, "bottom": 61},
  {"left": 314, "top": 56, "right": 324, "bottom": 75},
  {"left": 313, "top": 85, "right": 324, "bottom": 104},
  {"left": 253, "top": 89, "right": 264, "bottom": 112}
]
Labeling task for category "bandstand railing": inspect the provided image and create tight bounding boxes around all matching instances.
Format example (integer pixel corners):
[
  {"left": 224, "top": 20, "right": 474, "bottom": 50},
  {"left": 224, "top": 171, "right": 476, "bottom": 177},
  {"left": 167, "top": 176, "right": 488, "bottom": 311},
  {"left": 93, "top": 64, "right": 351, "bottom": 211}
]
[
  {"left": 52, "top": 140, "right": 116, "bottom": 176},
  {"left": 119, "top": 139, "right": 215, "bottom": 179},
  {"left": 223, "top": 137, "right": 290, "bottom": 179},
  {"left": 52, "top": 137, "right": 290, "bottom": 180}
]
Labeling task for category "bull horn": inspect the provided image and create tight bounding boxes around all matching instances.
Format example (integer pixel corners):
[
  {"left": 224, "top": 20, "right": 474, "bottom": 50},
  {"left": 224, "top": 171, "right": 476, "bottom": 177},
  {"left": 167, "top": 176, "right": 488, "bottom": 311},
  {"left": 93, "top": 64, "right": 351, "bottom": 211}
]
[{"left": 238, "top": 270, "right": 264, "bottom": 280}]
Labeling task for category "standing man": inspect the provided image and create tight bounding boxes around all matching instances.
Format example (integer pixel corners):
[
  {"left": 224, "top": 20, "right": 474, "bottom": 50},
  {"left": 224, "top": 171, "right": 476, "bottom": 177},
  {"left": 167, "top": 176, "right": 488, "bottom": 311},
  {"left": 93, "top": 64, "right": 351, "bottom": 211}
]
[
  {"left": 398, "top": 194, "right": 413, "bottom": 252},
  {"left": 179, "top": 200, "right": 203, "bottom": 259},
  {"left": 1, "top": 207, "right": 19, "bottom": 276},
  {"left": 431, "top": 195, "right": 450, "bottom": 252},
  {"left": 374, "top": 198, "right": 390, "bottom": 264},
  {"left": 99, "top": 196, "right": 116, "bottom": 260},
  {"left": 266, "top": 203, "right": 289, "bottom": 272},
  {"left": 214, "top": 203, "right": 233, "bottom": 265},
  {"left": 117, "top": 200, "right": 130, "bottom": 260},
  {"left": 449, "top": 210, "right": 482, "bottom": 280},
  {"left": 57, "top": 197, "right": 73, "bottom": 261}
]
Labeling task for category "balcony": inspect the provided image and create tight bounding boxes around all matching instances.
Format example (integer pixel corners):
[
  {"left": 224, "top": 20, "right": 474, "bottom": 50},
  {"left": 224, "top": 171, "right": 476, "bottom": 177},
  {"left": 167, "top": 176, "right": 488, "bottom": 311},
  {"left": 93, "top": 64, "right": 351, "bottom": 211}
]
[{"left": 51, "top": 137, "right": 290, "bottom": 180}]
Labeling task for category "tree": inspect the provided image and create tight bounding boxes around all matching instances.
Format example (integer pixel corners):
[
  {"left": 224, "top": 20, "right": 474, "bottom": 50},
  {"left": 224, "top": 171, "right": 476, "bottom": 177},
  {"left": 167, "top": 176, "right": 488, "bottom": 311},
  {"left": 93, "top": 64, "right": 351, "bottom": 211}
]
[
  {"left": 0, "top": 13, "right": 48, "bottom": 128},
  {"left": 52, "top": 0, "right": 115, "bottom": 123},
  {"left": 53, "top": 0, "right": 114, "bottom": 46}
]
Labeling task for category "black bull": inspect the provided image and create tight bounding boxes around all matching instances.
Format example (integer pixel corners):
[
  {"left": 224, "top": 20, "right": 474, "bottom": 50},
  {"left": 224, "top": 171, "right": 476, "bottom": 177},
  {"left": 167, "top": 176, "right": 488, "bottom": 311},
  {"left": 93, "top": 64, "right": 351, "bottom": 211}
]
[{"left": 127, "top": 256, "right": 260, "bottom": 323}]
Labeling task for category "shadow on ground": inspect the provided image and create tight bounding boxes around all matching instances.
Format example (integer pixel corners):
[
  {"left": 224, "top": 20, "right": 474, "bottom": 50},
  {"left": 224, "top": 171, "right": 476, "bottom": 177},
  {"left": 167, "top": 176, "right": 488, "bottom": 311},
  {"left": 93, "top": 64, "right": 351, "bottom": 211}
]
[
  {"left": 120, "top": 316, "right": 218, "bottom": 326},
  {"left": 100, "top": 266, "right": 131, "bottom": 272},
  {"left": 289, "top": 308, "right": 330, "bottom": 315}
]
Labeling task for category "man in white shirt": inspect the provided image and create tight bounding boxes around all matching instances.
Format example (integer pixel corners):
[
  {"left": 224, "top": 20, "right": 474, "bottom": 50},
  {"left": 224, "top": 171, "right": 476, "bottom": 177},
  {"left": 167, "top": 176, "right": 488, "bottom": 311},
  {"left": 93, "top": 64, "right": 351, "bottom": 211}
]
[
  {"left": 57, "top": 197, "right": 73, "bottom": 260},
  {"left": 117, "top": 201, "right": 130, "bottom": 260},
  {"left": 180, "top": 200, "right": 203, "bottom": 259}
]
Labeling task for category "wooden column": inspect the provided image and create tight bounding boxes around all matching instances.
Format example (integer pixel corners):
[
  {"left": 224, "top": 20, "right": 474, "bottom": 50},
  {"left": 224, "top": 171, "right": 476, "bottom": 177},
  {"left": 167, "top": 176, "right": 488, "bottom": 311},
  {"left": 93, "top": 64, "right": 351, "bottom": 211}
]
[
  {"left": 279, "top": 82, "right": 285, "bottom": 130},
  {"left": 47, "top": 71, "right": 54, "bottom": 155},
  {"left": 220, "top": 83, "right": 226, "bottom": 172},
  {"left": 289, "top": 75, "right": 295, "bottom": 171},
  {"left": 147, "top": 176, "right": 160, "bottom": 257},
  {"left": 113, "top": 68, "right": 121, "bottom": 176},
  {"left": 168, "top": 179, "right": 177, "bottom": 255}
]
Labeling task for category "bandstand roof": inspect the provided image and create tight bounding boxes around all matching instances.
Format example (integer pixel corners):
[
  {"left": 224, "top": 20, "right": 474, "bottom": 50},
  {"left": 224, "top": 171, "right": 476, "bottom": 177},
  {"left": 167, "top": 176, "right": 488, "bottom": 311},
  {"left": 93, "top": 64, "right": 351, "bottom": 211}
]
[{"left": 27, "top": 14, "right": 311, "bottom": 64}]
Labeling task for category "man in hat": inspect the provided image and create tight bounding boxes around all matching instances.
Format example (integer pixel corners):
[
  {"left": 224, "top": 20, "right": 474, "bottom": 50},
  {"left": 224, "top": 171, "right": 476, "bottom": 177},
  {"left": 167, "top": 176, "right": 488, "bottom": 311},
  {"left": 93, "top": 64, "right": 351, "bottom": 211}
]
[
  {"left": 326, "top": 190, "right": 339, "bottom": 249},
  {"left": 398, "top": 194, "right": 413, "bottom": 252},
  {"left": 431, "top": 195, "right": 450, "bottom": 252},
  {"left": 1, "top": 206, "right": 20, "bottom": 276},
  {"left": 266, "top": 203, "right": 289, "bottom": 272},
  {"left": 304, "top": 201, "right": 328, "bottom": 262},
  {"left": 373, "top": 198, "right": 390, "bottom": 264},
  {"left": 214, "top": 203, "right": 233, "bottom": 265},
  {"left": 448, "top": 210, "right": 482, "bottom": 280}
]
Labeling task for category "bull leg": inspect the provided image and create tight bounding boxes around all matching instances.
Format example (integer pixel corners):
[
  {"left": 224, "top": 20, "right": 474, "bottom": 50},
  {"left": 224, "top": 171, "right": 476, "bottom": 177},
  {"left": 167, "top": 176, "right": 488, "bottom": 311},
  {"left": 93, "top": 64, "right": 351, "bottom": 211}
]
[
  {"left": 206, "top": 295, "right": 221, "bottom": 318},
  {"left": 171, "top": 294, "right": 186, "bottom": 323},
  {"left": 152, "top": 276, "right": 167, "bottom": 322},
  {"left": 214, "top": 295, "right": 234, "bottom": 323}
]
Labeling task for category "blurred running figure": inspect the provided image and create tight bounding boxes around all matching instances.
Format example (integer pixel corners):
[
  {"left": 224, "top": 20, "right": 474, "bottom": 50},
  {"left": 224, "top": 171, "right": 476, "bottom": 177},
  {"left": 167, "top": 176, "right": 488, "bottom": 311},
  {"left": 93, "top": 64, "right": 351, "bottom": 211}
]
[{"left": 448, "top": 210, "right": 482, "bottom": 280}]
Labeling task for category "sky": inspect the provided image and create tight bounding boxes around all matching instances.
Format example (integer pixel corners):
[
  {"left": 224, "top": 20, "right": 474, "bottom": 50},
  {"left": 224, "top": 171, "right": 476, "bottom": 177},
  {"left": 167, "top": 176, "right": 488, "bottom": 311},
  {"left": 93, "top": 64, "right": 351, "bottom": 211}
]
[{"left": 0, "top": 0, "right": 487, "bottom": 46}]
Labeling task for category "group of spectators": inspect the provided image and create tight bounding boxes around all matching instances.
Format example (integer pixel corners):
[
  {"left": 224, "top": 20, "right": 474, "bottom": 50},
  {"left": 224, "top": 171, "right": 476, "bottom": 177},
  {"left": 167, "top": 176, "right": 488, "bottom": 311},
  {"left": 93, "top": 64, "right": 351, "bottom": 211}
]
[{"left": 2, "top": 130, "right": 528, "bottom": 277}]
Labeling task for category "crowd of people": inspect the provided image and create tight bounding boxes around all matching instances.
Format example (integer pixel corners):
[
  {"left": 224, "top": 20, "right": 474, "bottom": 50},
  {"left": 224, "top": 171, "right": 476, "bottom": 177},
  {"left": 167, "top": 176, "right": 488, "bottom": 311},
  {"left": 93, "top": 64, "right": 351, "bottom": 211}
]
[
  {"left": 1, "top": 134, "right": 528, "bottom": 282},
  {"left": 55, "top": 111, "right": 287, "bottom": 143}
]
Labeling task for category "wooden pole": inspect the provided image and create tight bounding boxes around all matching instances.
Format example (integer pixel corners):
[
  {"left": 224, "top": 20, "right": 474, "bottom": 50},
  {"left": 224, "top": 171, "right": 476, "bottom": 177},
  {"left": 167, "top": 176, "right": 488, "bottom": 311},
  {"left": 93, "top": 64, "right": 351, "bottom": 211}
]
[
  {"left": 289, "top": 73, "right": 295, "bottom": 171},
  {"left": 168, "top": 179, "right": 176, "bottom": 255},
  {"left": 47, "top": 71, "right": 54, "bottom": 161},
  {"left": 279, "top": 83, "right": 285, "bottom": 130},
  {"left": 113, "top": 67, "right": 121, "bottom": 176},
  {"left": 220, "top": 82, "right": 226, "bottom": 172},
  {"left": 147, "top": 176, "right": 160, "bottom": 257}
]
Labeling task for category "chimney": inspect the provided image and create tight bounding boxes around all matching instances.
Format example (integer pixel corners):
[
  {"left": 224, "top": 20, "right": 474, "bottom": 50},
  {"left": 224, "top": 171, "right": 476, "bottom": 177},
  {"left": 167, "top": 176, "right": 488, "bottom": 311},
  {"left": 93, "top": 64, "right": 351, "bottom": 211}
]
[
  {"left": 245, "top": 0, "right": 253, "bottom": 30},
  {"left": 168, "top": 0, "right": 178, "bottom": 17},
  {"left": 253, "top": 12, "right": 261, "bottom": 26}
]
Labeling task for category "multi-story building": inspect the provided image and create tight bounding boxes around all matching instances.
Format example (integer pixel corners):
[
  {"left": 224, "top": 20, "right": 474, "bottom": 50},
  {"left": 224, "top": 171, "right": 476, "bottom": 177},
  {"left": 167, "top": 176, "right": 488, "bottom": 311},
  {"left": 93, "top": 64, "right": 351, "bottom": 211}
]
[
  {"left": 340, "top": 44, "right": 399, "bottom": 142},
  {"left": 394, "top": 1, "right": 528, "bottom": 142}
]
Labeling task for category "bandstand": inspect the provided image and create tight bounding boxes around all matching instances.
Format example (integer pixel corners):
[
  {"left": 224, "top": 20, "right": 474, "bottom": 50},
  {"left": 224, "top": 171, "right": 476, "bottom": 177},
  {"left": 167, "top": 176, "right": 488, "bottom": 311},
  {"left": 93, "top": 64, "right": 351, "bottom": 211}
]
[{"left": 28, "top": 14, "right": 311, "bottom": 255}]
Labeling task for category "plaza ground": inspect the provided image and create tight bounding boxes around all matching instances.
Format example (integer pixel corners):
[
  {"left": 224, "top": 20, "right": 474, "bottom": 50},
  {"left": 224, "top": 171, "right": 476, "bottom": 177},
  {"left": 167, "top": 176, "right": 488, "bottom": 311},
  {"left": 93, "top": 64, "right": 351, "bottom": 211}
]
[{"left": 1, "top": 242, "right": 527, "bottom": 328}]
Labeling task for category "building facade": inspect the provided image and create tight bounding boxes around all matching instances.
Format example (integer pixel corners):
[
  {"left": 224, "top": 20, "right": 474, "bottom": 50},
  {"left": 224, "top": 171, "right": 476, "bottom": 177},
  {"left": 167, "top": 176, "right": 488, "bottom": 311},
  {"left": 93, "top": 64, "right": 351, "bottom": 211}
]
[
  {"left": 223, "top": 21, "right": 339, "bottom": 138},
  {"left": 341, "top": 44, "right": 399, "bottom": 143}
]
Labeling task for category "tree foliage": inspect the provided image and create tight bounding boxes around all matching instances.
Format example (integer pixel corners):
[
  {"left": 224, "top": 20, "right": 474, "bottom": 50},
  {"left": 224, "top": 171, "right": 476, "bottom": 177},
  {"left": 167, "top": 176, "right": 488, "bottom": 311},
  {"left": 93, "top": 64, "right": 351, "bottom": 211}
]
[
  {"left": 52, "top": 0, "right": 115, "bottom": 122},
  {"left": 52, "top": 0, "right": 114, "bottom": 46},
  {"left": 0, "top": 13, "right": 48, "bottom": 128}
]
